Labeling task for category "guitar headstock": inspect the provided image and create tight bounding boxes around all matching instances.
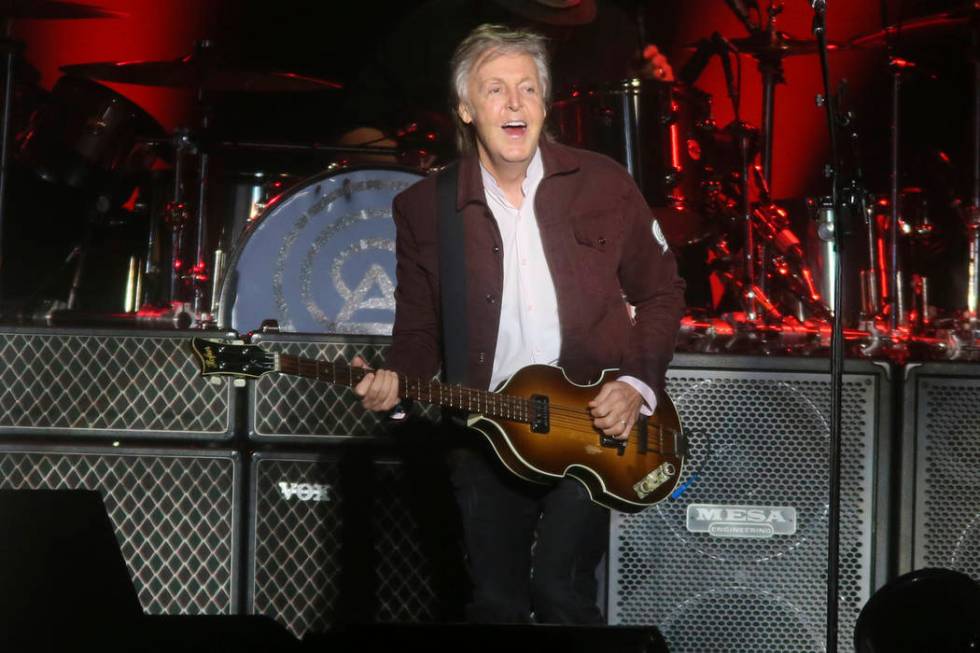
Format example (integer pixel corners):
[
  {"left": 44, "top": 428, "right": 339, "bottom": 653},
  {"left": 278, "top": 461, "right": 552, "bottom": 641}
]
[{"left": 190, "top": 338, "right": 276, "bottom": 380}]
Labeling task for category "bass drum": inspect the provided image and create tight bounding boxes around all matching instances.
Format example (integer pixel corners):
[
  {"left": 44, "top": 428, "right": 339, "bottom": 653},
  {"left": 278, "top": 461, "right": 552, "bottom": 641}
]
[{"left": 217, "top": 166, "right": 425, "bottom": 335}]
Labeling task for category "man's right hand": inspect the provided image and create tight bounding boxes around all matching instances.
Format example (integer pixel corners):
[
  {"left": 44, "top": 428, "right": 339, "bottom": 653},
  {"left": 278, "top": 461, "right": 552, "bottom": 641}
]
[{"left": 351, "top": 356, "right": 401, "bottom": 412}]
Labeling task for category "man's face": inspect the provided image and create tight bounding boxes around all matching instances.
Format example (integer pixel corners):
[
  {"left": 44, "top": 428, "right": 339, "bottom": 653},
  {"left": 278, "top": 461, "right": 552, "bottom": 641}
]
[{"left": 458, "top": 51, "right": 546, "bottom": 172}]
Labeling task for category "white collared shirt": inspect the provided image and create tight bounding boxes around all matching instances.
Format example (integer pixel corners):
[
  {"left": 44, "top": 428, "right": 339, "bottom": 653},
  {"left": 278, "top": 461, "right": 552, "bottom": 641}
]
[
  {"left": 482, "top": 149, "right": 561, "bottom": 391},
  {"left": 480, "top": 148, "right": 657, "bottom": 414}
]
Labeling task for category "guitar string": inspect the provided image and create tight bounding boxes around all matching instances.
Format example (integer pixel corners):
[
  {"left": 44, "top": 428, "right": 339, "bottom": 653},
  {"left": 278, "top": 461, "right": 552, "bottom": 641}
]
[{"left": 281, "top": 358, "right": 679, "bottom": 451}]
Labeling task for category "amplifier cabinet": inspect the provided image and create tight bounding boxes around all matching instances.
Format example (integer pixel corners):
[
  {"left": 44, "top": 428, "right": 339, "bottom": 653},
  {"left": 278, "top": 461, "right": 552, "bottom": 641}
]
[
  {"left": 607, "top": 354, "right": 893, "bottom": 653},
  {"left": 0, "top": 443, "right": 241, "bottom": 615},
  {"left": 246, "top": 447, "right": 463, "bottom": 638},
  {"left": 0, "top": 327, "right": 238, "bottom": 441},
  {"left": 900, "top": 361, "right": 980, "bottom": 582},
  {"left": 247, "top": 333, "right": 394, "bottom": 442}
]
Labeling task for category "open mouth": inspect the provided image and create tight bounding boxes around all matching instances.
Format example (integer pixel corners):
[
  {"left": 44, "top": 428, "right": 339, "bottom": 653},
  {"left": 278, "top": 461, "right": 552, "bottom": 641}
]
[{"left": 502, "top": 120, "right": 527, "bottom": 137}]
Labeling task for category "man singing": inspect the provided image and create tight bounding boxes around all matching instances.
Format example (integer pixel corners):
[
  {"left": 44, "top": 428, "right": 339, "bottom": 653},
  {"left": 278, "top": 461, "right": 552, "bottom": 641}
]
[{"left": 354, "top": 23, "right": 685, "bottom": 624}]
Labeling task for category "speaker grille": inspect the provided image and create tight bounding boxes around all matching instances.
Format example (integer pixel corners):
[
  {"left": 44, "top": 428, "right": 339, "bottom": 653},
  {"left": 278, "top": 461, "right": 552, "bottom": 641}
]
[
  {"left": 249, "top": 451, "right": 447, "bottom": 638},
  {"left": 609, "top": 368, "right": 879, "bottom": 652},
  {"left": 249, "top": 336, "right": 390, "bottom": 440},
  {"left": 0, "top": 329, "right": 235, "bottom": 440},
  {"left": 913, "top": 376, "right": 980, "bottom": 580},
  {"left": 0, "top": 446, "right": 239, "bottom": 614},
  {"left": 249, "top": 334, "right": 437, "bottom": 441}
]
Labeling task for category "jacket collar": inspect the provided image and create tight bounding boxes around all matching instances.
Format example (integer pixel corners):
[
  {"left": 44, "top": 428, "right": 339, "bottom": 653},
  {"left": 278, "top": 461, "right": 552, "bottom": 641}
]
[{"left": 455, "top": 139, "right": 581, "bottom": 210}]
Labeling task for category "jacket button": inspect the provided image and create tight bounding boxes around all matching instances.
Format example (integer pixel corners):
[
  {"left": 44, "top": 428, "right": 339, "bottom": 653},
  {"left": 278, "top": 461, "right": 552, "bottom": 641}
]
[
  {"left": 597, "top": 237, "right": 607, "bottom": 246},
  {"left": 485, "top": 294, "right": 495, "bottom": 304},
  {"left": 492, "top": 245, "right": 500, "bottom": 254}
]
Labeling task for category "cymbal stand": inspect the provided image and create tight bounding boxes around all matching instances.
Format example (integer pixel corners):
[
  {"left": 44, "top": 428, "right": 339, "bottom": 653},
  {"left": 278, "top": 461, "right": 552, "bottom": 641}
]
[
  {"left": 192, "top": 87, "right": 211, "bottom": 319},
  {"left": 887, "top": 57, "right": 906, "bottom": 331},
  {"left": 164, "top": 129, "right": 192, "bottom": 305},
  {"left": 967, "top": 18, "right": 980, "bottom": 322},
  {"left": 0, "top": 17, "right": 21, "bottom": 304},
  {"left": 758, "top": 1, "right": 785, "bottom": 187},
  {"left": 190, "top": 39, "right": 215, "bottom": 321},
  {"left": 737, "top": 122, "right": 760, "bottom": 320}
]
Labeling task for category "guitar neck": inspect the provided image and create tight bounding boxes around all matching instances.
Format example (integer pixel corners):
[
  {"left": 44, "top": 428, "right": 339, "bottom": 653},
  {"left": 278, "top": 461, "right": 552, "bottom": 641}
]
[{"left": 276, "top": 354, "right": 532, "bottom": 423}]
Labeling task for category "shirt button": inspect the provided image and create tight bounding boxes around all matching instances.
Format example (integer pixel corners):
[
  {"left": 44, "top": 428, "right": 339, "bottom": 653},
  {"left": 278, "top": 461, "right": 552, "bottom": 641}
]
[{"left": 485, "top": 294, "right": 495, "bottom": 304}]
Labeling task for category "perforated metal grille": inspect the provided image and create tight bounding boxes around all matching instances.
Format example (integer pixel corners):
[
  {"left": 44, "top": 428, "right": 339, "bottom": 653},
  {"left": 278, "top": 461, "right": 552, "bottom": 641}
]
[
  {"left": 249, "top": 453, "right": 441, "bottom": 638},
  {"left": 0, "top": 330, "right": 235, "bottom": 439},
  {"left": 914, "top": 377, "right": 980, "bottom": 581},
  {"left": 609, "top": 369, "right": 878, "bottom": 653},
  {"left": 250, "top": 335, "right": 437, "bottom": 441},
  {"left": 0, "top": 446, "right": 239, "bottom": 614}
]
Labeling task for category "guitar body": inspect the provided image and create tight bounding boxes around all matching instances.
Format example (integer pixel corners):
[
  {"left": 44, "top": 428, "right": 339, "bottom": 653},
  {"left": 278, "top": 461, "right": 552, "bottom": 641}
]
[
  {"left": 467, "top": 365, "right": 685, "bottom": 513},
  {"left": 189, "top": 338, "right": 686, "bottom": 513}
]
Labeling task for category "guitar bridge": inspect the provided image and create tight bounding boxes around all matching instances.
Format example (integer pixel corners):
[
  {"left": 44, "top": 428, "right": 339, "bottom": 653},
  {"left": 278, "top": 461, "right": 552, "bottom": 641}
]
[
  {"left": 529, "top": 394, "right": 549, "bottom": 433},
  {"left": 633, "top": 461, "right": 676, "bottom": 499}
]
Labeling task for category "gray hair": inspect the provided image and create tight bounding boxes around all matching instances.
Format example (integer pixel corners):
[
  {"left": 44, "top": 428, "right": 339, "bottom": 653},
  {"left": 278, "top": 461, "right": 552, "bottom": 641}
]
[{"left": 448, "top": 23, "right": 551, "bottom": 153}]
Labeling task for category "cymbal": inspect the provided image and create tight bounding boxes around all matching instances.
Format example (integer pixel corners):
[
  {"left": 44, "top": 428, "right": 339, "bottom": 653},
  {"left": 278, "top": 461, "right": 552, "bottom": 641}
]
[
  {"left": 850, "top": 3, "right": 978, "bottom": 49},
  {"left": 729, "top": 31, "right": 847, "bottom": 58},
  {"left": 683, "top": 31, "right": 845, "bottom": 59},
  {"left": 61, "top": 56, "right": 343, "bottom": 92},
  {"left": 0, "top": 0, "right": 124, "bottom": 19}
]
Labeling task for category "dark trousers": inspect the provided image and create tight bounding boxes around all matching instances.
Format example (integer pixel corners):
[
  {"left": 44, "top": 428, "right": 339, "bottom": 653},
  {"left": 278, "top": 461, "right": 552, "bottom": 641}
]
[{"left": 446, "top": 440, "right": 609, "bottom": 625}]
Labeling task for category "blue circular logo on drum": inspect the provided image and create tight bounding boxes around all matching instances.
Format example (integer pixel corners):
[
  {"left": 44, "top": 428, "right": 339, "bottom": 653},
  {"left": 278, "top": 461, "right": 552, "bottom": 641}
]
[{"left": 220, "top": 167, "right": 424, "bottom": 335}]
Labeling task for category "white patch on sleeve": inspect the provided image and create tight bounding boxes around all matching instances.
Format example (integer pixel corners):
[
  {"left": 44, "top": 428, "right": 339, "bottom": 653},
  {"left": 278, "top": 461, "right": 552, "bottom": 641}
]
[{"left": 651, "top": 219, "right": 669, "bottom": 253}]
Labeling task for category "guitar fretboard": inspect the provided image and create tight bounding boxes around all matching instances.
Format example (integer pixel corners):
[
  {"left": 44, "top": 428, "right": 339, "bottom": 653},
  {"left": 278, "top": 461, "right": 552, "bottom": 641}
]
[{"left": 277, "top": 354, "right": 532, "bottom": 423}]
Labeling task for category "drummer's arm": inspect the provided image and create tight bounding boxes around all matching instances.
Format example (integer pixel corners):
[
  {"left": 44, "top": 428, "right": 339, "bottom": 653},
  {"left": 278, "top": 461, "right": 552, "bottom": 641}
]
[{"left": 642, "top": 45, "right": 675, "bottom": 82}]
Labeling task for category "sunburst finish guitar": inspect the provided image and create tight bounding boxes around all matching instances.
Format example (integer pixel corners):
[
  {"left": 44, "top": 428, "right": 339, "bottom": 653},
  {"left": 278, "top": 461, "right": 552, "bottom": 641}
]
[{"left": 190, "top": 337, "right": 687, "bottom": 513}]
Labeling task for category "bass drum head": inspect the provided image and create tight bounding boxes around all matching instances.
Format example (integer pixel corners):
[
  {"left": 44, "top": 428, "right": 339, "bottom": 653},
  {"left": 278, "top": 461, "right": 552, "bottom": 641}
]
[{"left": 217, "top": 166, "right": 424, "bottom": 335}]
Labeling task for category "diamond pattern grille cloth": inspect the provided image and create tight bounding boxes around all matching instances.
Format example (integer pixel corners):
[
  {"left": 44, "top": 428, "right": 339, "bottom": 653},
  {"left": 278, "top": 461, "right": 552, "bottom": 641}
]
[
  {"left": 0, "top": 331, "right": 233, "bottom": 439},
  {"left": 250, "top": 454, "right": 444, "bottom": 638},
  {"left": 609, "top": 370, "right": 878, "bottom": 653},
  {"left": 250, "top": 337, "right": 437, "bottom": 440},
  {"left": 0, "top": 447, "right": 238, "bottom": 614}
]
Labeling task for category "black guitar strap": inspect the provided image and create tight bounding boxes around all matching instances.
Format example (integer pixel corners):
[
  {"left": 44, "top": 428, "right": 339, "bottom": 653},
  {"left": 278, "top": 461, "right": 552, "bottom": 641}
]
[{"left": 437, "top": 162, "right": 468, "bottom": 386}]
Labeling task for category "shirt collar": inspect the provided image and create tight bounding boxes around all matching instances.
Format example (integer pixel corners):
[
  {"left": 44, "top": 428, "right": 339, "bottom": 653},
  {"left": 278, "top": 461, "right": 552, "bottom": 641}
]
[
  {"left": 456, "top": 139, "right": 580, "bottom": 210},
  {"left": 479, "top": 147, "right": 544, "bottom": 209}
]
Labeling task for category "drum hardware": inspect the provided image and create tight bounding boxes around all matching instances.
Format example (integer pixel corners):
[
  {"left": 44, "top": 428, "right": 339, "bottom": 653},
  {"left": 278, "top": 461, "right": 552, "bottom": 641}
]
[
  {"left": 0, "top": 1, "right": 122, "bottom": 304},
  {"left": 209, "top": 248, "right": 225, "bottom": 318},
  {"left": 967, "top": 11, "right": 980, "bottom": 324},
  {"left": 848, "top": 2, "right": 978, "bottom": 50},
  {"left": 61, "top": 40, "right": 345, "bottom": 324},
  {"left": 43, "top": 304, "right": 196, "bottom": 330},
  {"left": 550, "top": 78, "right": 713, "bottom": 210},
  {"left": 716, "top": 0, "right": 846, "bottom": 187}
]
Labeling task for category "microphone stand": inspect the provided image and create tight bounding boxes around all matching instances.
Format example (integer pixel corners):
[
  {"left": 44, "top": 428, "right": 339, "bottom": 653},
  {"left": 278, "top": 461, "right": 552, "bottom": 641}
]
[{"left": 811, "top": 2, "right": 844, "bottom": 652}]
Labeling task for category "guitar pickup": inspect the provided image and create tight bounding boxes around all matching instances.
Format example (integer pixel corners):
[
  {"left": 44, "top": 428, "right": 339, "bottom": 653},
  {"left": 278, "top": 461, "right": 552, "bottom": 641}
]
[{"left": 529, "top": 394, "right": 549, "bottom": 433}]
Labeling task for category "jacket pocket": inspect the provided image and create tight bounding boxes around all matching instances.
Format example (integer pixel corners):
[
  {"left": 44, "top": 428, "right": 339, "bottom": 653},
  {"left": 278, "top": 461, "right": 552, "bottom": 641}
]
[{"left": 571, "top": 211, "right": 615, "bottom": 252}]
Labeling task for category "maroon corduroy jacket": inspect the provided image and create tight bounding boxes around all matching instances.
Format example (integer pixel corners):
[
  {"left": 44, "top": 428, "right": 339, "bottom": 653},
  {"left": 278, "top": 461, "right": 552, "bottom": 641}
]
[{"left": 383, "top": 139, "right": 686, "bottom": 397}]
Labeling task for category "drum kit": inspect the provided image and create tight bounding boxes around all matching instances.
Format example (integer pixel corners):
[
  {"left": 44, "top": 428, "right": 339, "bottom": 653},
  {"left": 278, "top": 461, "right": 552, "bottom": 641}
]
[
  {"left": 0, "top": 1, "right": 977, "bottom": 364},
  {"left": 554, "top": 0, "right": 980, "bottom": 363}
]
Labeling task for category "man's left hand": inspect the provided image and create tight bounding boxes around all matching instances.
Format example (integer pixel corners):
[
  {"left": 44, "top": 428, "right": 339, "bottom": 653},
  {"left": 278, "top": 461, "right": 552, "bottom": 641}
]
[{"left": 588, "top": 381, "right": 644, "bottom": 440}]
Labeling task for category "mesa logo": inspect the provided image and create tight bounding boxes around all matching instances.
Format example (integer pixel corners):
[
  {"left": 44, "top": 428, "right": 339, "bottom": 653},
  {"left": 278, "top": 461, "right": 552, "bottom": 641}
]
[
  {"left": 277, "top": 481, "right": 332, "bottom": 502},
  {"left": 686, "top": 504, "right": 797, "bottom": 539}
]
